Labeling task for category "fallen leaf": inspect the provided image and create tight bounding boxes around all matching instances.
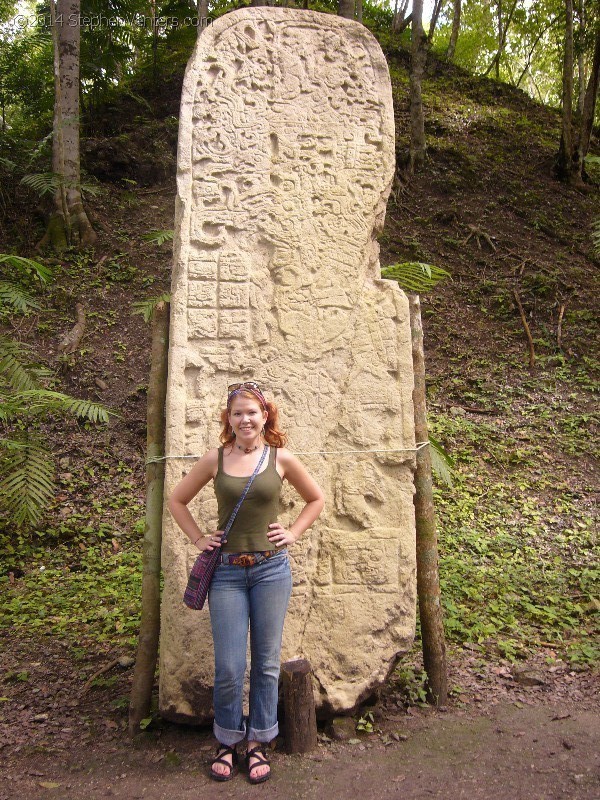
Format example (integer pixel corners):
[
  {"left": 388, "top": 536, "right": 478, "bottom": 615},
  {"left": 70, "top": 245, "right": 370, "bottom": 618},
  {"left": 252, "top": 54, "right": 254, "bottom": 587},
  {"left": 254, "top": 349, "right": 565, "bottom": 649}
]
[{"left": 39, "top": 782, "right": 61, "bottom": 790}]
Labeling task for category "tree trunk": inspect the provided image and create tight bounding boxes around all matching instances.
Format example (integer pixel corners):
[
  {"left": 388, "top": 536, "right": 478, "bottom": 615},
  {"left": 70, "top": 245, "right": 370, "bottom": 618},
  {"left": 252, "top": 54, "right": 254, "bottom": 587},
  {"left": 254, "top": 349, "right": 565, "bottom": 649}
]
[
  {"left": 428, "top": 0, "right": 444, "bottom": 42},
  {"left": 45, "top": 0, "right": 96, "bottom": 252},
  {"left": 197, "top": 0, "right": 208, "bottom": 20},
  {"left": 392, "top": 0, "right": 410, "bottom": 33},
  {"left": 409, "top": 295, "right": 448, "bottom": 707},
  {"left": 446, "top": 0, "right": 461, "bottom": 61},
  {"left": 356, "top": 0, "right": 363, "bottom": 24},
  {"left": 483, "top": 0, "right": 519, "bottom": 79},
  {"left": 281, "top": 659, "right": 318, "bottom": 754},
  {"left": 128, "top": 302, "right": 170, "bottom": 736},
  {"left": 338, "top": 0, "right": 355, "bottom": 19},
  {"left": 576, "top": 0, "right": 586, "bottom": 116},
  {"left": 576, "top": 26, "right": 600, "bottom": 179},
  {"left": 496, "top": 0, "right": 502, "bottom": 80},
  {"left": 556, "top": 0, "right": 576, "bottom": 182},
  {"left": 409, "top": 0, "right": 427, "bottom": 174}
]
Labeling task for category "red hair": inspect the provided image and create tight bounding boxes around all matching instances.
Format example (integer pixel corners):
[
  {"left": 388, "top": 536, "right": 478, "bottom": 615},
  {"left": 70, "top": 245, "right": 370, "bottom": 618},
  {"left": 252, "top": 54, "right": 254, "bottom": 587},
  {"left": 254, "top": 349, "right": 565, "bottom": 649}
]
[{"left": 219, "top": 390, "right": 287, "bottom": 448}]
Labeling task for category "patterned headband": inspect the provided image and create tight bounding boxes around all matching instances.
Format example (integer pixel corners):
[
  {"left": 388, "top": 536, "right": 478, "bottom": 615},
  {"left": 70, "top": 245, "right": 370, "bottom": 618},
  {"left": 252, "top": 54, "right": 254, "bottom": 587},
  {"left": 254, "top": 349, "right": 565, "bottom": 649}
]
[{"left": 227, "top": 382, "right": 267, "bottom": 410}]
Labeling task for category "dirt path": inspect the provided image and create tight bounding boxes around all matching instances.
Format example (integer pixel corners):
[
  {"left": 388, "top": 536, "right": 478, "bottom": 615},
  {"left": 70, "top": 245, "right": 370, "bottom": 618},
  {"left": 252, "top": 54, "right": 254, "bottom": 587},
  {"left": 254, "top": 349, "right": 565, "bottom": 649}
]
[
  {"left": 2, "top": 701, "right": 599, "bottom": 800},
  {"left": 1, "top": 634, "right": 598, "bottom": 800}
]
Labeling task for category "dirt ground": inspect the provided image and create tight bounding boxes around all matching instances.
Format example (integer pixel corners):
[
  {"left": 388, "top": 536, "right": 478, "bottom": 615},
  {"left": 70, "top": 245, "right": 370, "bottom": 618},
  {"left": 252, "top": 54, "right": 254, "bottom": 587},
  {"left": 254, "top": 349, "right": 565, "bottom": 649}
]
[{"left": 1, "top": 634, "right": 598, "bottom": 800}]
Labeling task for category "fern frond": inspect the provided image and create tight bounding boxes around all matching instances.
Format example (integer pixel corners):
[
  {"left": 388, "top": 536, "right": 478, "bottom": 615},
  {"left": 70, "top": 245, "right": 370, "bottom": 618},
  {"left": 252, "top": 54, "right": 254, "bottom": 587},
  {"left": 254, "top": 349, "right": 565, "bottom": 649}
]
[
  {"left": 0, "top": 254, "right": 52, "bottom": 283},
  {"left": 13, "top": 390, "right": 113, "bottom": 423},
  {"left": 592, "top": 219, "right": 600, "bottom": 257},
  {"left": 0, "top": 157, "right": 19, "bottom": 173},
  {"left": 21, "top": 172, "right": 62, "bottom": 197},
  {"left": 0, "top": 435, "right": 56, "bottom": 527},
  {"left": 0, "top": 336, "right": 42, "bottom": 393},
  {"left": 142, "top": 230, "right": 174, "bottom": 246},
  {"left": 79, "top": 181, "right": 101, "bottom": 197},
  {"left": 132, "top": 293, "right": 171, "bottom": 323},
  {"left": 0, "top": 281, "right": 40, "bottom": 313},
  {"left": 429, "top": 436, "right": 455, "bottom": 488},
  {"left": 381, "top": 262, "right": 451, "bottom": 293}
]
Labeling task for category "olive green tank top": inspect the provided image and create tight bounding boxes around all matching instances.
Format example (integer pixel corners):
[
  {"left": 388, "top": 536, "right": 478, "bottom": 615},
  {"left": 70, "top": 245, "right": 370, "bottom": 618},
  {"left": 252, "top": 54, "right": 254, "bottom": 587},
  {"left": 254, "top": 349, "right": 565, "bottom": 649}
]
[{"left": 214, "top": 446, "right": 282, "bottom": 553}]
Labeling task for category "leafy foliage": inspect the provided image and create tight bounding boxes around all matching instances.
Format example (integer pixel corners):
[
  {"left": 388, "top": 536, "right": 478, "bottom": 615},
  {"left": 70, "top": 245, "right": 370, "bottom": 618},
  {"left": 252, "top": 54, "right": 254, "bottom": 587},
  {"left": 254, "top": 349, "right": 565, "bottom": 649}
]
[
  {"left": 142, "top": 229, "right": 174, "bottom": 246},
  {"left": 0, "top": 434, "right": 56, "bottom": 527},
  {"left": 132, "top": 293, "right": 171, "bottom": 323},
  {"left": 593, "top": 219, "right": 600, "bottom": 256},
  {"left": 381, "top": 261, "right": 451, "bottom": 293},
  {"left": 0, "top": 255, "right": 111, "bottom": 527}
]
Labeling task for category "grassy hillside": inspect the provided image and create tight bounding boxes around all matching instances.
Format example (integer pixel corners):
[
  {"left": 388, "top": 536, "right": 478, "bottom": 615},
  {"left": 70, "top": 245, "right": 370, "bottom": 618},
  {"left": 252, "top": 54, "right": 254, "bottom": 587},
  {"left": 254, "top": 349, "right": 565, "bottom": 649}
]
[{"left": 0, "top": 46, "right": 598, "bottom": 672}]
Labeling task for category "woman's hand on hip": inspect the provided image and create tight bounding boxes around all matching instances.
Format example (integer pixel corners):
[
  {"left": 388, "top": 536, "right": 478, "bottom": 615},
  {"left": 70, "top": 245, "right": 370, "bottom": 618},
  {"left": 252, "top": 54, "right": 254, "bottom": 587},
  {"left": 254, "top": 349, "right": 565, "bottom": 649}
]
[
  {"left": 197, "top": 531, "right": 224, "bottom": 551},
  {"left": 267, "top": 523, "right": 297, "bottom": 547}
]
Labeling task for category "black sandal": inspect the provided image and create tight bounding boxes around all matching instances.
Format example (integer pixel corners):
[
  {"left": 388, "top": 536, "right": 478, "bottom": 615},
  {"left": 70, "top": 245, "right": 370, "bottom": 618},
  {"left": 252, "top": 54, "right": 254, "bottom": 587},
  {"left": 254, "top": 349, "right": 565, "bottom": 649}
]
[
  {"left": 246, "top": 744, "right": 271, "bottom": 784},
  {"left": 210, "top": 744, "right": 238, "bottom": 782}
]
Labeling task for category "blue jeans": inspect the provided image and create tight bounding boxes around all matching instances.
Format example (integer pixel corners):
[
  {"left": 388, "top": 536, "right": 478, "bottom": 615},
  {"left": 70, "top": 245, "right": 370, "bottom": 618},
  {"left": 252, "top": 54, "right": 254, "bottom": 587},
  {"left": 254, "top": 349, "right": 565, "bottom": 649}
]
[{"left": 208, "top": 549, "right": 292, "bottom": 746}]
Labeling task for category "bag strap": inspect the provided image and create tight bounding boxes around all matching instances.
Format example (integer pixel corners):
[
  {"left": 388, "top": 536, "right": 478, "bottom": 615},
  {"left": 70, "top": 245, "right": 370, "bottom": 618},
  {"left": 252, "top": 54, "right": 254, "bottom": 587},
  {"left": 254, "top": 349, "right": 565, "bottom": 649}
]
[{"left": 221, "top": 445, "right": 269, "bottom": 546}]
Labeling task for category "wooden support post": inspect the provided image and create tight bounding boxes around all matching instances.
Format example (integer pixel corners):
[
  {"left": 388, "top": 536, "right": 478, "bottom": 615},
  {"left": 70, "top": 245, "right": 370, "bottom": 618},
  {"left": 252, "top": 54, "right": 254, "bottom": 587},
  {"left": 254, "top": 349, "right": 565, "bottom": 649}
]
[
  {"left": 128, "top": 301, "right": 170, "bottom": 736},
  {"left": 281, "top": 658, "right": 317, "bottom": 753},
  {"left": 409, "top": 294, "right": 448, "bottom": 707}
]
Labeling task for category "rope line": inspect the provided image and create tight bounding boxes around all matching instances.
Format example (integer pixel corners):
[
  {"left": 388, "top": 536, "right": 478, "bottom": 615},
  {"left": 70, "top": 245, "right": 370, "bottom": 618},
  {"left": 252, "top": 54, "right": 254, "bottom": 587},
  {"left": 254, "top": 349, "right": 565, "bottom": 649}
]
[{"left": 146, "top": 442, "right": 429, "bottom": 465}]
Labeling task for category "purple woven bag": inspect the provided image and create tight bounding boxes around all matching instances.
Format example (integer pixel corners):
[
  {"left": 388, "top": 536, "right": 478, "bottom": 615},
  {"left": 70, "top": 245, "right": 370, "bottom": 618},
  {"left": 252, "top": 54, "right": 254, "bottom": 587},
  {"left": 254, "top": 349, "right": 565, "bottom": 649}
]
[{"left": 183, "top": 445, "right": 268, "bottom": 610}]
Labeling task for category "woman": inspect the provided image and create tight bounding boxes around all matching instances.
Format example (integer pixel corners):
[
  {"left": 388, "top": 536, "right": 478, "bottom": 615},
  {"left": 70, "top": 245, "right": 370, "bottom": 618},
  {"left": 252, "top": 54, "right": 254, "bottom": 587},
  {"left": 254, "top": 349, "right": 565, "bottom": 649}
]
[{"left": 168, "top": 381, "right": 324, "bottom": 783}]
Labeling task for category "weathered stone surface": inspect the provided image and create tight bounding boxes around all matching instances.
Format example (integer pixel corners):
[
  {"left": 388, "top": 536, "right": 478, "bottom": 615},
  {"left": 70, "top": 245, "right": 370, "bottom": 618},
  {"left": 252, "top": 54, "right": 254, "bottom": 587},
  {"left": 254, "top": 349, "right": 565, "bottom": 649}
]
[{"left": 159, "top": 7, "right": 416, "bottom": 724}]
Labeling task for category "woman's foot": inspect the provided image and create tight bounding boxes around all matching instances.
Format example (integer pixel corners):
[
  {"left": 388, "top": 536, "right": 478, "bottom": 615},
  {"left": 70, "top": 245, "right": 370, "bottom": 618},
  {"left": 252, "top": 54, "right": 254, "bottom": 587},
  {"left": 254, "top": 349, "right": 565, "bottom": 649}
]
[
  {"left": 211, "top": 744, "right": 238, "bottom": 781},
  {"left": 246, "top": 742, "right": 271, "bottom": 784}
]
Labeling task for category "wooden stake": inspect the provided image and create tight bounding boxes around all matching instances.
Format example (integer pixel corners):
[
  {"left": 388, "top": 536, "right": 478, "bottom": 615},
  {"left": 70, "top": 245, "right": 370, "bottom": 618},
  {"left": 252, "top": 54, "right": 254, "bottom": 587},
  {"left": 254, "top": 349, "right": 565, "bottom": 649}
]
[
  {"left": 281, "top": 659, "right": 317, "bottom": 753},
  {"left": 409, "top": 294, "right": 448, "bottom": 706},
  {"left": 128, "top": 301, "right": 170, "bottom": 736}
]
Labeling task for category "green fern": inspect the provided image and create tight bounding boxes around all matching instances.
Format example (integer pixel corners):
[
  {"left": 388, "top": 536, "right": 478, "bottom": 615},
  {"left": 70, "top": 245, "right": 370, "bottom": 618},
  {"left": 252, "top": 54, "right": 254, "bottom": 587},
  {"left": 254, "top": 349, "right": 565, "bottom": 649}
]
[
  {"left": 429, "top": 436, "right": 455, "bottom": 488},
  {"left": 0, "top": 254, "right": 52, "bottom": 283},
  {"left": 592, "top": 219, "right": 600, "bottom": 257},
  {"left": 132, "top": 293, "right": 171, "bottom": 323},
  {"left": 11, "top": 390, "right": 113, "bottom": 423},
  {"left": 0, "top": 282, "right": 40, "bottom": 313},
  {"left": 0, "top": 157, "right": 18, "bottom": 173},
  {"left": 142, "top": 230, "right": 174, "bottom": 246},
  {"left": 0, "top": 317, "right": 111, "bottom": 527},
  {"left": 381, "top": 262, "right": 451, "bottom": 293},
  {"left": 0, "top": 435, "right": 56, "bottom": 526},
  {"left": 20, "top": 173, "right": 99, "bottom": 198},
  {"left": 20, "top": 172, "right": 61, "bottom": 197},
  {"left": 0, "top": 337, "right": 45, "bottom": 393}
]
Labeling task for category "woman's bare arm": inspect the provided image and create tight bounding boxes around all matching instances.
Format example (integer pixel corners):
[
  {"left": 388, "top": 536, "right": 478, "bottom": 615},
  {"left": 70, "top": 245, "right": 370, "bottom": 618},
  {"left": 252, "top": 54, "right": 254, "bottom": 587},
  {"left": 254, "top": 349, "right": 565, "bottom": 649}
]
[
  {"left": 267, "top": 449, "right": 324, "bottom": 547},
  {"left": 167, "top": 448, "right": 223, "bottom": 551}
]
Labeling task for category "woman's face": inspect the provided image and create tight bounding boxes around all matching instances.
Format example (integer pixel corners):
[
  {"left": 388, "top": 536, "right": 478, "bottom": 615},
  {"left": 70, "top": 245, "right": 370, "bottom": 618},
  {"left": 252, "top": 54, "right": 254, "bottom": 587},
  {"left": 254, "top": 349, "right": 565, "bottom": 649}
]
[{"left": 228, "top": 394, "right": 268, "bottom": 444}]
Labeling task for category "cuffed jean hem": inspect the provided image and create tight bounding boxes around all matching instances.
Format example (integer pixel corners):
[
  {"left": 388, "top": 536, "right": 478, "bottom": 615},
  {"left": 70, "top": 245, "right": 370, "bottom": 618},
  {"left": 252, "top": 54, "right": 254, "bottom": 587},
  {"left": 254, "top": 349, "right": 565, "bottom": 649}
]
[
  {"left": 214, "top": 720, "right": 247, "bottom": 748},
  {"left": 247, "top": 721, "right": 278, "bottom": 743}
]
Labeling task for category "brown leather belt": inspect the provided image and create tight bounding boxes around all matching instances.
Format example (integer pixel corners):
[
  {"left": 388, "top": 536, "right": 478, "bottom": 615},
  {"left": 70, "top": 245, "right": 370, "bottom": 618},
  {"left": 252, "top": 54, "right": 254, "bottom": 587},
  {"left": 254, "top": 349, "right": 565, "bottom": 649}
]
[{"left": 220, "top": 550, "right": 280, "bottom": 566}]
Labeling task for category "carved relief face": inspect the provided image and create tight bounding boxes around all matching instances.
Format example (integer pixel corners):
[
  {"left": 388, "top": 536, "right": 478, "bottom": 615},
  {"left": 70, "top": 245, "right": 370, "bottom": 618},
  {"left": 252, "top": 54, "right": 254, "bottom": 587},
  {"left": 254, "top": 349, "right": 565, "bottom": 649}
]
[{"left": 227, "top": 394, "right": 268, "bottom": 446}]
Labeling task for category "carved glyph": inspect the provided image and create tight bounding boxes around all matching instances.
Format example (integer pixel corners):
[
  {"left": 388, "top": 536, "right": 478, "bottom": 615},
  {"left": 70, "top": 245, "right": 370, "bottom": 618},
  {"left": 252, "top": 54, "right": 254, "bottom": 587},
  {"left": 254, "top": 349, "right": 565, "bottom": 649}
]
[{"left": 160, "top": 8, "right": 416, "bottom": 723}]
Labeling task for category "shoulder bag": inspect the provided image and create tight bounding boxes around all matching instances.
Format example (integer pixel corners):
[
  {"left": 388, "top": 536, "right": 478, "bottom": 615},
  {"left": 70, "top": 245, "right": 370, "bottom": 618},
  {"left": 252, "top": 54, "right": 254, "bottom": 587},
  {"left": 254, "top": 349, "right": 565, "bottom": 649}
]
[{"left": 183, "top": 444, "right": 269, "bottom": 610}]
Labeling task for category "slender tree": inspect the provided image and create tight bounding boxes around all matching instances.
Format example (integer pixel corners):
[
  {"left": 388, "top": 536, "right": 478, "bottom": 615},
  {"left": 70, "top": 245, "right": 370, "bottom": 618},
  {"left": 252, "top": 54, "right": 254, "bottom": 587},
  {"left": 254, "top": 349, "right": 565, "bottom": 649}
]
[
  {"left": 576, "top": 24, "right": 600, "bottom": 177},
  {"left": 338, "top": 0, "right": 355, "bottom": 19},
  {"left": 446, "top": 0, "right": 461, "bottom": 61},
  {"left": 409, "top": 0, "right": 427, "bottom": 173},
  {"left": 392, "top": 0, "right": 411, "bottom": 33},
  {"left": 427, "top": 0, "right": 445, "bottom": 42},
  {"left": 483, "top": 0, "right": 520, "bottom": 79},
  {"left": 556, "top": 0, "right": 576, "bottom": 181},
  {"left": 41, "top": 0, "right": 96, "bottom": 251},
  {"left": 129, "top": 301, "right": 170, "bottom": 735},
  {"left": 409, "top": 294, "right": 448, "bottom": 706}
]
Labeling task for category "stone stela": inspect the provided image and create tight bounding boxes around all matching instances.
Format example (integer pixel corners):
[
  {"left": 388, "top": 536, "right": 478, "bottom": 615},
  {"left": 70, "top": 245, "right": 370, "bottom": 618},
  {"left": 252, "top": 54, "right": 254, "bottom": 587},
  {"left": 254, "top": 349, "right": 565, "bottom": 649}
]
[{"left": 160, "top": 7, "right": 417, "bottom": 724}]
